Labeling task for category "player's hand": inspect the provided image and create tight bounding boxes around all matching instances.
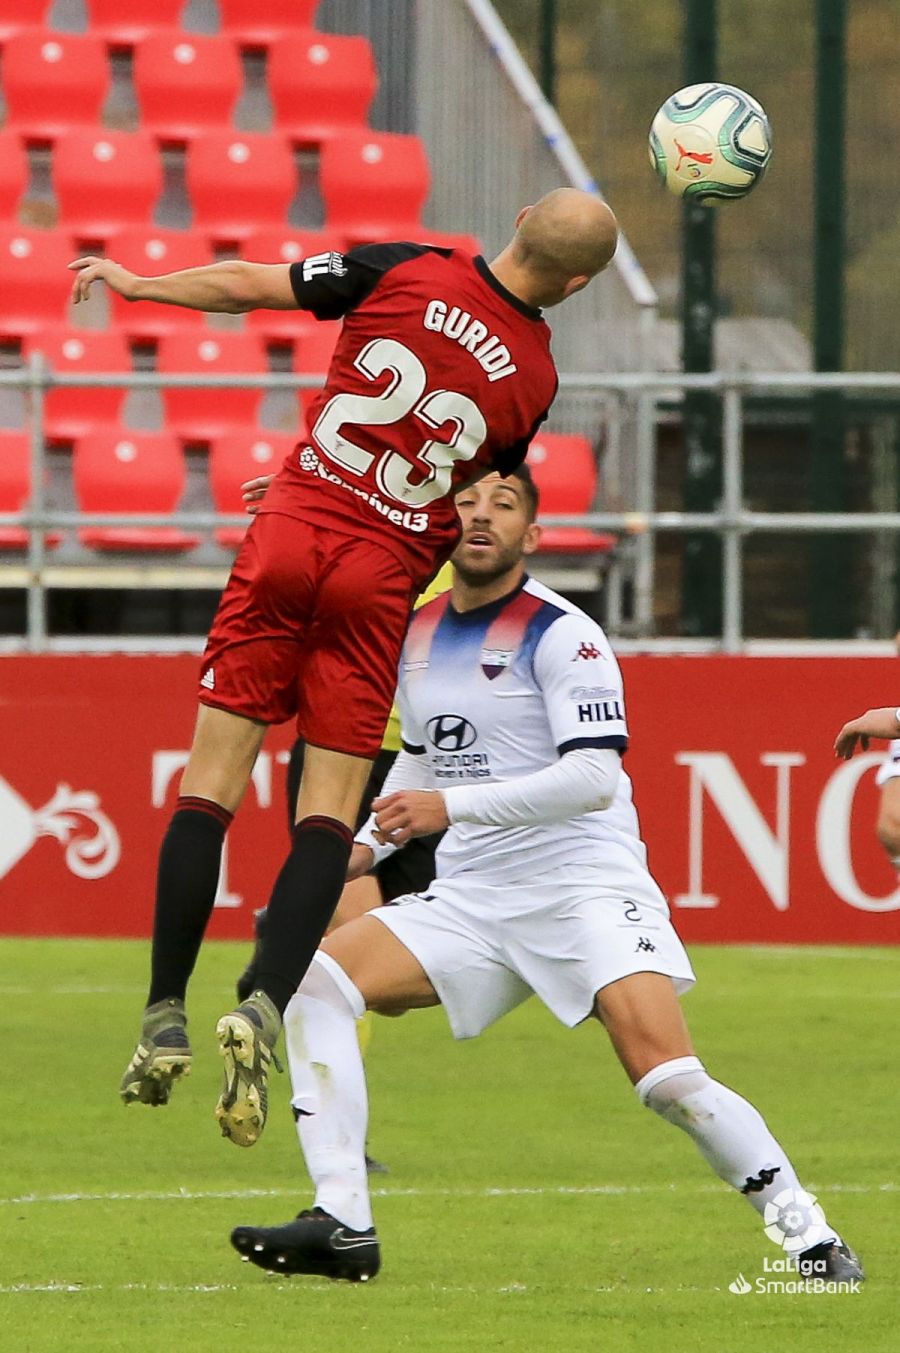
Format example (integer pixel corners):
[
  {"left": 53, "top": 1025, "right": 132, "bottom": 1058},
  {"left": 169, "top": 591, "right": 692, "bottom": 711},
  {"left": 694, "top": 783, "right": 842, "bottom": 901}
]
[
  {"left": 69, "top": 256, "right": 140, "bottom": 304},
  {"left": 346, "top": 843, "right": 374, "bottom": 881},
  {"left": 241, "top": 474, "right": 275, "bottom": 515},
  {"left": 834, "top": 706, "right": 900, "bottom": 758},
  {"left": 372, "top": 790, "right": 449, "bottom": 846}
]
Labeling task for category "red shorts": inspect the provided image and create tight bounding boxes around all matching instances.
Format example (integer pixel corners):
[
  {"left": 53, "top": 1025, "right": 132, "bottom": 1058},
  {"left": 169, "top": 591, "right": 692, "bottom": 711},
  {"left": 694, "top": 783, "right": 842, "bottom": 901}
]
[{"left": 199, "top": 513, "right": 418, "bottom": 759}]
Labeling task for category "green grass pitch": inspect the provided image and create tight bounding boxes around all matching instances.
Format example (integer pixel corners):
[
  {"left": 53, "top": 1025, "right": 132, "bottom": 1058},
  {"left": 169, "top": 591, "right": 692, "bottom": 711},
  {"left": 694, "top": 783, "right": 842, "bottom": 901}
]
[{"left": 3, "top": 938, "right": 897, "bottom": 1351}]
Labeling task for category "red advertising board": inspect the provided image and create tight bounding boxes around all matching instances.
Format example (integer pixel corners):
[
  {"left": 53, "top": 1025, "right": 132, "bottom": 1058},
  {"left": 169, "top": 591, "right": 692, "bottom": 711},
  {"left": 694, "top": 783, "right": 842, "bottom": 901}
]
[{"left": 0, "top": 655, "right": 897, "bottom": 944}]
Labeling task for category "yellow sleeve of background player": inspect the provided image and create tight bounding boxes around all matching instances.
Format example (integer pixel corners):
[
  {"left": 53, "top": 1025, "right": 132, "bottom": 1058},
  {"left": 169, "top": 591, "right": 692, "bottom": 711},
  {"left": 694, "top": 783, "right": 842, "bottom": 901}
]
[{"left": 380, "top": 561, "right": 454, "bottom": 753}]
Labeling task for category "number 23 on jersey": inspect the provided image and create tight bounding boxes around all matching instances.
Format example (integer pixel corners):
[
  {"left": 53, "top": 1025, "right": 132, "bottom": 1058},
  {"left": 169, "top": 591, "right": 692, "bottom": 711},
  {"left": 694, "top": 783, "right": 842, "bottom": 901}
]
[{"left": 311, "top": 337, "right": 488, "bottom": 509}]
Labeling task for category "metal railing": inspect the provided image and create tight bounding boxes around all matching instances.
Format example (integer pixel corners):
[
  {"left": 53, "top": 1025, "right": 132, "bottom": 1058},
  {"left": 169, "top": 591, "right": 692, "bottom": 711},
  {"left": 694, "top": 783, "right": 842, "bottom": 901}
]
[
  {"left": 413, "top": 0, "right": 658, "bottom": 375},
  {"left": 307, "top": 0, "right": 660, "bottom": 375},
  {"left": 3, "top": 362, "right": 900, "bottom": 653}
]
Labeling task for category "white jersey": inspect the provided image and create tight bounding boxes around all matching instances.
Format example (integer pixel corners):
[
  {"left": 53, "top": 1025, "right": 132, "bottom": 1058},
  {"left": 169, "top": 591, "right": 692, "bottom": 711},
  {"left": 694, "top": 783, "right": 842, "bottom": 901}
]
[
  {"left": 876, "top": 739, "right": 900, "bottom": 786},
  {"left": 397, "top": 575, "right": 657, "bottom": 889}
]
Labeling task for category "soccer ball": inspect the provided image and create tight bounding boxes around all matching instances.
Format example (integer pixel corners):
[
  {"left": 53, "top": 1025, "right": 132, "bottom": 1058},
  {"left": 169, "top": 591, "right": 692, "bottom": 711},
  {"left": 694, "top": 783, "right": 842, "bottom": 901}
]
[{"left": 648, "top": 83, "right": 772, "bottom": 204}]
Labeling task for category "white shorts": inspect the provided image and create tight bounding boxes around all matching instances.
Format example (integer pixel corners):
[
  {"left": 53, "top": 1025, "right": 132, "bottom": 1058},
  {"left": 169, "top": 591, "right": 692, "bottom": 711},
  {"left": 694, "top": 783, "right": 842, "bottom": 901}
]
[
  {"left": 371, "top": 875, "right": 696, "bottom": 1039},
  {"left": 876, "top": 741, "right": 900, "bottom": 786}
]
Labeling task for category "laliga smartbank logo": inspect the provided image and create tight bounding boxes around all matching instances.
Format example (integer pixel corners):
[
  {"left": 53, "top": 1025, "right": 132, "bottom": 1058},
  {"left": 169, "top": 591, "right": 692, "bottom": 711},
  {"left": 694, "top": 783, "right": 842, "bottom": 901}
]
[
  {"left": 763, "top": 1186, "right": 826, "bottom": 1253},
  {"left": 728, "top": 1190, "right": 860, "bottom": 1296},
  {"left": 0, "top": 774, "right": 120, "bottom": 881}
]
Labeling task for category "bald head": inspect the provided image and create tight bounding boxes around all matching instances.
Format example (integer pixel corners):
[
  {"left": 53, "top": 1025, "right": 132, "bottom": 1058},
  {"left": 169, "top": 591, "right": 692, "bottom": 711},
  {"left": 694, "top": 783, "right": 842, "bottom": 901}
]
[{"left": 507, "top": 188, "right": 618, "bottom": 306}]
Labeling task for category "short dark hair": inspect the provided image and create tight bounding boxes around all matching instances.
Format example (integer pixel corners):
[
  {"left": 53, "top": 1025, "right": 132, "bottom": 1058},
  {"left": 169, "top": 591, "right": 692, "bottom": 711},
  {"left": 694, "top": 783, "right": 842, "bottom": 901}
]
[{"left": 510, "top": 461, "right": 539, "bottom": 522}]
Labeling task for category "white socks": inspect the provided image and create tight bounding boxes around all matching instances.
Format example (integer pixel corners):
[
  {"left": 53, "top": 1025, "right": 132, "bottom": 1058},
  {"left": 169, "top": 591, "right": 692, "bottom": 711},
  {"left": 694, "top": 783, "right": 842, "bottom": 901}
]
[
  {"left": 286, "top": 983, "right": 841, "bottom": 1250},
  {"left": 283, "top": 951, "right": 373, "bottom": 1233},
  {"left": 635, "top": 1056, "right": 838, "bottom": 1244}
]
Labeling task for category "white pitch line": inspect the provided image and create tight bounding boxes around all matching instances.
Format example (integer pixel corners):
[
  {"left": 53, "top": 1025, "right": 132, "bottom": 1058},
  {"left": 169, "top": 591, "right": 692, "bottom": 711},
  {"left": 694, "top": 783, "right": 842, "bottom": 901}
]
[
  {"left": 0, "top": 986, "right": 143, "bottom": 997},
  {"left": 0, "top": 1282, "right": 245, "bottom": 1295},
  {"left": 1, "top": 1182, "right": 896, "bottom": 1208},
  {"left": 0, "top": 1280, "right": 725, "bottom": 1297}
]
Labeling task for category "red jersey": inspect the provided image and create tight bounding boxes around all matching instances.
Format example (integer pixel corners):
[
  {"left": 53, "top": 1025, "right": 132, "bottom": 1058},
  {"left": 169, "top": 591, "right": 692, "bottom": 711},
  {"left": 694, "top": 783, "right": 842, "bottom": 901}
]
[{"left": 258, "top": 243, "right": 558, "bottom": 584}]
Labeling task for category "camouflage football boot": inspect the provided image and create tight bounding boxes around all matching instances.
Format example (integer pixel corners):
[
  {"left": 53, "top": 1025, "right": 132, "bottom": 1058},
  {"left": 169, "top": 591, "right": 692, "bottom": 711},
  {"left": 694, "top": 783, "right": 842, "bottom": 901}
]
[
  {"left": 215, "top": 990, "right": 282, "bottom": 1147},
  {"left": 119, "top": 997, "right": 192, "bottom": 1106}
]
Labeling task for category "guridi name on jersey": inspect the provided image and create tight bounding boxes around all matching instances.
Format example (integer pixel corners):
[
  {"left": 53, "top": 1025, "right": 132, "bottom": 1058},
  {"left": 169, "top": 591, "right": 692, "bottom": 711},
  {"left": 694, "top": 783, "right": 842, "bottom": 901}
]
[{"left": 423, "top": 300, "right": 518, "bottom": 383}]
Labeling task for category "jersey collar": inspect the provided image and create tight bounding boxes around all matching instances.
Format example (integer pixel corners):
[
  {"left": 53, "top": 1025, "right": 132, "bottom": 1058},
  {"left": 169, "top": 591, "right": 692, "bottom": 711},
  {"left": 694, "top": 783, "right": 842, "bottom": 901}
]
[
  {"left": 473, "top": 256, "right": 543, "bottom": 321},
  {"left": 448, "top": 574, "right": 530, "bottom": 622}
]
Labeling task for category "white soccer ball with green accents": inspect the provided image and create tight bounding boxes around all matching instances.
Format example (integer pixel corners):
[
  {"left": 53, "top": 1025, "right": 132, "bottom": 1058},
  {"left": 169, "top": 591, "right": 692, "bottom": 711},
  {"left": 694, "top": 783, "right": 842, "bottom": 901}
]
[{"left": 649, "top": 82, "right": 772, "bottom": 204}]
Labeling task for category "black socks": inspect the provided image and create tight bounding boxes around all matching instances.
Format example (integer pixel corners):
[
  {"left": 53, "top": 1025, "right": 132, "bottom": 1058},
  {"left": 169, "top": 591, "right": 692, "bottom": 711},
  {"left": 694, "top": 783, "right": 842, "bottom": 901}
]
[
  {"left": 147, "top": 796, "right": 233, "bottom": 1006},
  {"left": 254, "top": 814, "right": 354, "bottom": 1015}
]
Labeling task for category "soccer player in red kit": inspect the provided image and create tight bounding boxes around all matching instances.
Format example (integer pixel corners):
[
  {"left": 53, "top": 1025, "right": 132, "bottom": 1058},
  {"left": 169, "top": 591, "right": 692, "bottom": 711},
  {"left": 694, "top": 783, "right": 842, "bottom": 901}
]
[{"left": 69, "top": 187, "right": 618, "bottom": 1146}]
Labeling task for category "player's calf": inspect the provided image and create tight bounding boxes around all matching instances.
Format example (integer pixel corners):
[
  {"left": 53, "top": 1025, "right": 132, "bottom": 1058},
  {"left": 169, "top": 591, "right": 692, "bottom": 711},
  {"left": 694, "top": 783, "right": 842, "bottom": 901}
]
[{"left": 636, "top": 1056, "right": 864, "bottom": 1280}]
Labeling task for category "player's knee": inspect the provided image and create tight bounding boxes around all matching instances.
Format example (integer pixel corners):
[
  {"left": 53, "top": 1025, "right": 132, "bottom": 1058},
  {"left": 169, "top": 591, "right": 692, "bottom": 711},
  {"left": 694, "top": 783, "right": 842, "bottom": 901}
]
[
  {"left": 635, "top": 1055, "right": 711, "bottom": 1125},
  {"left": 290, "top": 950, "right": 367, "bottom": 1020}
]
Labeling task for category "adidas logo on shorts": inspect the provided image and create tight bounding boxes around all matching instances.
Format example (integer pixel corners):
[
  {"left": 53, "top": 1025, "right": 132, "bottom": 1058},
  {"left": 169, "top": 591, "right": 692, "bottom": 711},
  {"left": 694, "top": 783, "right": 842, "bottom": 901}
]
[{"left": 200, "top": 667, "right": 215, "bottom": 690}]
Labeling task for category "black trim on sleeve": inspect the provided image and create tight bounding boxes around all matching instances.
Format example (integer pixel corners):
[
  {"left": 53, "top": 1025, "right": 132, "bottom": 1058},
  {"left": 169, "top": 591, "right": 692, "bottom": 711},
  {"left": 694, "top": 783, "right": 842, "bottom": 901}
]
[
  {"left": 289, "top": 242, "right": 447, "bottom": 321},
  {"left": 401, "top": 739, "right": 427, "bottom": 756},
  {"left": 558, "top": 735, "right": 628, "bottom": 755}
]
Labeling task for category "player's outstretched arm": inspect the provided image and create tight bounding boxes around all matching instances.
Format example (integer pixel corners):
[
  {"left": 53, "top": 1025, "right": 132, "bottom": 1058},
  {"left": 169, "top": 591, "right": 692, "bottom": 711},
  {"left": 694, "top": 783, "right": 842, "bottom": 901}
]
[
  {"left": 835, "top": 706, "right": 900, "bottom": 758},
  {"left": 69, "top": 258, "right": 296, "bottom": 313}
]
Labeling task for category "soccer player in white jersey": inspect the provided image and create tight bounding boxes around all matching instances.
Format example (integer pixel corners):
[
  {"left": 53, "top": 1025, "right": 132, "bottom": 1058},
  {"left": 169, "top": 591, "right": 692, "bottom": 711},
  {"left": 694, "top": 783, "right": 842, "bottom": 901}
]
[
  {"left": 874, "top": 737, "right": 900, "bottom": 869},
  {"left": 231, "top": 466, "right": 863, "bottom": 1286},
  {"left": 835, "top": 684, "right": 900, "bottom": 865}
]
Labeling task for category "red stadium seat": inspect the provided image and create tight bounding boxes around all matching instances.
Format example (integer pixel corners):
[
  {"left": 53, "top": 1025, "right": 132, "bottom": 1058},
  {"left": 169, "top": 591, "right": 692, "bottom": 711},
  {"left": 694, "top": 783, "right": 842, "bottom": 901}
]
[
  {"left": 24, "top": 325, "right": 132, "bottom": 442},
  {"left": 0, "top": 2, "right": 51, "bottom": 45},
  {"left": 133, "top": 30, "right": 242, "bottom": 143},
  {"left": 0, "top": 131, "right": 30, "bottom": 224},
  {"left": 104, "top": 227, "right": 214, "bottom": 338},
  {"left": 242, "top": 228, "right": 345, "bottom": 267},
  {"left": 319, "top": 131, "right": 430, "bottom": 244},
  {"left": 157, "top": 330, "right": 267, "bottom": 442},
  {"left": 185, "top": 132, "right": 297, "bottom": 245},
  {"left": 241, "top": 229, "right": 346, "bottom": 342},
  {"left": 84, "top": 0, "right": 187, "bottom": 47},
  {"left": 0, "top": 431, "right": 31, "bottom": 549},
  {"left": 2, "top": 30, "right": 110, "bottom": 141},
  {"left": 0, "top": 228, "right": 73, "bottom": 339},
  {"left": 292, "top": 322, "right": 341, "bottom": 421},
  {"left": 73, "top": 426, "right": 200, "bottom": 551},
  {"left": 209, "top": 428, "right": 295, "bottom": 547},
  {"left": 0, "top": 429, "right": 60, "bottom": 550},
  {"left": 269, "top": 31, "right": 377, "bottom": 147},
  {"left": 218, "top": 0, "right": 319, "bottom": 48},
  {"left": 527, "top": 433, "right": 617, "bottom": 555},
  {"left": 53, "top": 129, "right": 163, "bottom": 244}
]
